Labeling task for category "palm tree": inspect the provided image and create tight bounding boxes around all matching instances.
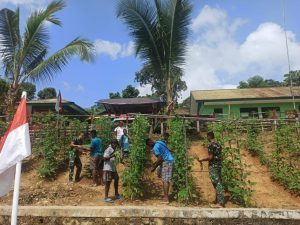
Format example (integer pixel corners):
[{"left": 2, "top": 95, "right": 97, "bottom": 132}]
[
  {"left": 0, "top": 0, "right": 94, "bottom": 115},
  {"left": 117, "top": 0, "right": 192, "bottom": 113}
]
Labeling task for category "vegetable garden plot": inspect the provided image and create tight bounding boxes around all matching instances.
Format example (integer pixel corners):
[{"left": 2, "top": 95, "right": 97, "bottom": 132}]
[
  {"left": 209, "top": 121, "right": 255, "bottom": 207},
  {"left": 31, "top": 113, "right": 88, "bottom": 179}
]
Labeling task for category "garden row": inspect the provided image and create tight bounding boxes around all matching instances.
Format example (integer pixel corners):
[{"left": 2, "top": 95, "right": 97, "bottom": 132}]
[{"left": 243, "top": 120, "right": 300, "bottom": 196}]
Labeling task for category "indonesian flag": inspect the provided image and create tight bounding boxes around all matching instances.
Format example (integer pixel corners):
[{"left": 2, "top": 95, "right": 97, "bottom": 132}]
[
  {"left": 0, "top": 97, "right": 31, "bottom": 197},
  {"left": 55, "top": 90, "right": 62, "bottom": 113}
]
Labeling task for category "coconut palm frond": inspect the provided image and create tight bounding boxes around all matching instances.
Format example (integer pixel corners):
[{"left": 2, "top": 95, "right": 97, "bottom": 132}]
[
  {"left": 166, "top": 0, "right": 192, "bottom": 67},
  {"left": 117, "top": 0, "right": 164, "bottom": 75},
  {"left": 21, "top": 0, "right": 65, "bottom": 71},
  {"left": 25, "top": 38, "right": 94, "bottom": 83},
  {"left": 0, "top": 8, "right": 21, "bottom": 75}
]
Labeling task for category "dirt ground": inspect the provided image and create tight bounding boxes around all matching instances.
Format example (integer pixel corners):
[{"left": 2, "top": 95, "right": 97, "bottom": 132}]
[{"left": 0, "top": 139, "right": 300, "bottom": 209}]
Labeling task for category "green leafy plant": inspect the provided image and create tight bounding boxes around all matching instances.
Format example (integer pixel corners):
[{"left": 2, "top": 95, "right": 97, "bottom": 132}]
[
  {"left": 122, "top": 116, "right": 148, "bottom": 199},
  {"left": 32, "top": 113, "right": 87, "bottom": 179},
  {"left": 246, "top": 121, "right": 268, "bottom": 165},
  {"left": 209, "top": 121, "right": 255, "bottom": 207},
  {"left": 93, "top": 117, "right": 114, "bottom": 149},
  {"left": 270, "top": 122, "right": 300, "bottom": 195},
  {"left": 0, "top": 120, "right": 8, "bottom": 136},
  {"left": 168, "top": 118, "right": 195, "bottom": 203}
]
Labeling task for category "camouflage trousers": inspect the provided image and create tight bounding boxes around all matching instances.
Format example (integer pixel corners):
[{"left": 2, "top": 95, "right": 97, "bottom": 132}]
[
  {"left": 209, "top": 166, "right": 224, "bottom": 205},
  {"left": 69, "top": 155, "right": 82, "bottom": 182}
]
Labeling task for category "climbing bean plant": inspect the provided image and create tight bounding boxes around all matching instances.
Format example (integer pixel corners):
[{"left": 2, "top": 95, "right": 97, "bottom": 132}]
[
  {"left": 93, "top": 117, "right": 114, "bottom": 150},
  {"left": 122, "top": 116, "right": 148, "bottom": 199},
  {"left": 271, "top": 122, "right": 300, "bottom": 195},
  {"left": 209, "top": 121, "right": 255, "bottom": 207},
  {"left": 246, "top": 120, "right": 268, "bottom": 165},
  {"left": 33, "top": 113, "right": 88, "bottom": 179},
  {"left": 168, "top": 118, "right": 195, "bottom": 203}
]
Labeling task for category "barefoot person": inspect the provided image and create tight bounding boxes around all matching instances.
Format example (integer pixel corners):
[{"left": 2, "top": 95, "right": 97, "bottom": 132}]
[
  {"left": 69, "top": 133, "right": 85, "bottom": 183},
  {"left": 146, "top": 138, "right": 174, "bottom": 203},
  {"left": 103, "top": 139, "right": 122, "bottom": 203},
  {"left": 197, "top": 131, "right": 225, "bottom": 208}
]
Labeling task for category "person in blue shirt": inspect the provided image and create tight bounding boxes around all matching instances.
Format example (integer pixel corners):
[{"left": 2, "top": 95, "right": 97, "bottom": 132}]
[
  {"left": 80, "top": 129, "right": 103, "bottom": 186},
  {"left": 146, "top": 138, "right": 174, "bottom": 203},
  {"left": 120, "top": 128, "right": 130, "bottom": 159}
]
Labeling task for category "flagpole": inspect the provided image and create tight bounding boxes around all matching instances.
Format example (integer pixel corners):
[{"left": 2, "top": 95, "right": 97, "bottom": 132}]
[
  {"left": 11, "top": 162, "right": 22, "bottom": 225},
  {"left": 11, "top": 91, "right": 27, "bottom": 225}
]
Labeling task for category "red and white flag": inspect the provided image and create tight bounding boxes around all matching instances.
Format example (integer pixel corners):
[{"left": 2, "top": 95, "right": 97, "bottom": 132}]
[
  {"left": 55, "top": 90, "right": 62, "bottom": 113},
  {"left": 0, "top": 96, "right": 31, "bottom": 197}
]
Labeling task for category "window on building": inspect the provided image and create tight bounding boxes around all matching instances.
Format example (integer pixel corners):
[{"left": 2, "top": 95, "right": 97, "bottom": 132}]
[
  {"left": 240, "top": 108, "right": 258, "bottom": 118},
  {"left": 214, "top": 108, "right": 223, "bottom": 114},
  {"left": 261, "top": 107, "right": 280, "bottom": 118}
]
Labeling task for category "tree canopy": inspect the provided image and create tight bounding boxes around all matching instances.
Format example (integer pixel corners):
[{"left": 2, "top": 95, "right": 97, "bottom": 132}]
[
  {"left": 108, "top": 85, "right": 140, "bottom": 99},
  {"left": 109, "top": 92, "right": 121, "bottom": 99},
  {"left": 19, "top": 82, "right": 36, "bottom": 100},
  {"left": 135, "top": 66, "right": 186, "bottom": 101},
  {"left": 122, "top": 85, "right": 139, "bottom": 98},
  {"left": 283, "top": 70, "right": 300, "bottom": 86},
  {"left": 37, "top": 87, "right": 57, "bottom": 99},
  {"left": 238, "top": 75, "right": 283, "bottom": 88}
]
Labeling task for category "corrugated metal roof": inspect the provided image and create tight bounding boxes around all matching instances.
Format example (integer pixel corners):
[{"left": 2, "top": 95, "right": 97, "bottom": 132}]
[
  {"left": 191, "top": 86, "right": 300, "bottom": 101},
  {"left": 99, "top": 97, "right": 161, "bottom": 105},
  {"left": 27, "top": 98, "right": 89, "bottom": 115},
  {"left": 27, "top": 98, "right": 70, "bottom": 104}
]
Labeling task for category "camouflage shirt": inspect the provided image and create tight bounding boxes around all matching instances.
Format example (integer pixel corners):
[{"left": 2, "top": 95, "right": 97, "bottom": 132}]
[
  {"left": 69, "top": 137, "right": 83, "bottom": 160},
  {"left": 208, "top": 141, "right": 222, "bottom": 168}
]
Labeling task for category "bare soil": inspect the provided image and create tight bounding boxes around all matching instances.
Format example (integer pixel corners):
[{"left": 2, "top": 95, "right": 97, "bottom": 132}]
[{"left": 0, "top": 139, "right": 299, "bottom": 209}]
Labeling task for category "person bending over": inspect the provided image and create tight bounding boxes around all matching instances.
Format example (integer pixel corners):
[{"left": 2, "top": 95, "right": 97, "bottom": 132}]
[{"left": 146, "top": 138, "right": 174, "bottom": 203}]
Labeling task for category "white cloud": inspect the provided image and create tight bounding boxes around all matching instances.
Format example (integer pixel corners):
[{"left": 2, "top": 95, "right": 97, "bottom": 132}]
[
  {"left": 94, "top": 39, "right": 134, "bottom": 60},
  {"left": 62, "top": 82, "right": 85, "bottom": 93},
  {"left": 76, "top": 84, "right": 85, "bottom": 92},
  {"left": 62, "top": 81, "right": 71, "bottom": 91},
  {"left": 121, "top": 41, "right": 135, "bottom": 57},
  {"left": 94, "top": 39, "right": 122, "bottom": 60},
  {"left": 181, "top": 5, "right": 300, "bottom": 100},
  {"left": 137, "top": 84, "right": 153, "bottom": 97}
]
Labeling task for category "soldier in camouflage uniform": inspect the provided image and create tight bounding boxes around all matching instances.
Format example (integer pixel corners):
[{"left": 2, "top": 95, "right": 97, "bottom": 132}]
[
  {"left": 69, "top": 133, "right": 85, "bottom": 183},
  {"left": 197, "top": 131, "right": 224, "bottom": 208}
]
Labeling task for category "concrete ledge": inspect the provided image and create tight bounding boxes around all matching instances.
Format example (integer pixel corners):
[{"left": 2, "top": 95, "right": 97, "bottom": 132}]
[{"left": 0, "top": 206, "right": 299, "bottom": 220}]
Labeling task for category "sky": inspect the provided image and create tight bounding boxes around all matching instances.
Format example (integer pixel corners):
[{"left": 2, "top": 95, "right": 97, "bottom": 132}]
[{"left": 0, "top": 0, "right": 300, "bottom": 108}]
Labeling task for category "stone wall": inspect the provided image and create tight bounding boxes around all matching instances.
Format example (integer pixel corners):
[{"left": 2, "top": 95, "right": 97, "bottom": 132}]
[{"left": 0, "top": 206, "right": 299, "bottom": 225}]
